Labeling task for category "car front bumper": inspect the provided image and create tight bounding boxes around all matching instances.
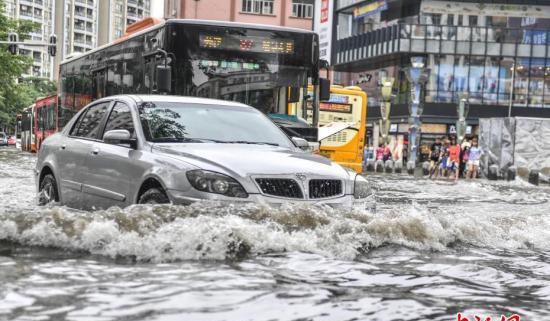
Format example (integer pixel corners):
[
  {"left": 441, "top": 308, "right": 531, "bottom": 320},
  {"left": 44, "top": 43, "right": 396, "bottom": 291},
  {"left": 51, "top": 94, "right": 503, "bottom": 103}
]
[{"left": 166, "top": 189, "right": 374, "bottom": 211}]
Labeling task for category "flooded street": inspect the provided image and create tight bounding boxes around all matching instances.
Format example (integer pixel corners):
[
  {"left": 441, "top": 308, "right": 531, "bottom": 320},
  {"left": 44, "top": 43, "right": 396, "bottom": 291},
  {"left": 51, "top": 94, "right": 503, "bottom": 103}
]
[{"left": 1, "top": 147, "right": 550, "bottom": 321}]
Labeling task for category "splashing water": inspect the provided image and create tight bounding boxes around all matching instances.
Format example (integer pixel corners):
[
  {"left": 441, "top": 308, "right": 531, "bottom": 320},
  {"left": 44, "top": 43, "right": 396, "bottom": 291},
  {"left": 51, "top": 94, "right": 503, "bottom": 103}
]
[{"left": 1, "top": 147, "right": 550, "bottom": 321}]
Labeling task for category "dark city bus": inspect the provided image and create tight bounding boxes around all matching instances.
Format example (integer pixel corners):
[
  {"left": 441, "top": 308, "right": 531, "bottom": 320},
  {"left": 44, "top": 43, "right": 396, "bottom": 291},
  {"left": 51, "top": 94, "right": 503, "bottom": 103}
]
[{"left": 59, "top": 19, "right": 326, "bottom": 142}]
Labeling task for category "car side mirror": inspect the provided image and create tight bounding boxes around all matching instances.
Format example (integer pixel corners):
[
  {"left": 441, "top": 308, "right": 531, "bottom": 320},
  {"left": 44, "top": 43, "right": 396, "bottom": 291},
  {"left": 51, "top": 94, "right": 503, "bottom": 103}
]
[
  {"left": 156, "top": 65, "right": 172, "bottom": 93},
  {"left": 319, "top": 78, "right": 331, "bottom": 101},
  {"left": 104, "top": 129, "right": 137, "bottom": 149},
  {"left": 291, "top": 136, "right": 309, "bottom": 149}
]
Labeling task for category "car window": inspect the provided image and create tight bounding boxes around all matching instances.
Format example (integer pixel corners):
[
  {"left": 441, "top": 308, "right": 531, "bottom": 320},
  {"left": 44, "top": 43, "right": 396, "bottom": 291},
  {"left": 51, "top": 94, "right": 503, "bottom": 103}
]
[
  {"left": 70, "top": 102, "right": 110, "bottom": 139},
  {"left": 103, "top": 102, "right": 135, "bottom": 138},
  {"left": 139, "top": 102, "right": 293, "bottom": 148}
]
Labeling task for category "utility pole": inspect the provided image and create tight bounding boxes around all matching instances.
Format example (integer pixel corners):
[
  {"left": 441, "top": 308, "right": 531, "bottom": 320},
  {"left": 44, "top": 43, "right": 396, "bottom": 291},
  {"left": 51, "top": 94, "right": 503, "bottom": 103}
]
[
  {"left": 405, "top": 56, "right": 430, "bottom": 175},
  {"left": 508, "top": 61, "right": 515, "bottom": 118},
  {"left": 379, "top": 77, "right": 394, "bottom": 146}
]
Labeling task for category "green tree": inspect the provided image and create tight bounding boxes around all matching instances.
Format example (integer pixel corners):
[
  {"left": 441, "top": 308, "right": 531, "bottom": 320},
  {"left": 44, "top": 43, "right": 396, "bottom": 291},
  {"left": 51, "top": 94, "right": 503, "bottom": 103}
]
[{"left": 0, "top": 0, "right": 46, "bottom": 131}]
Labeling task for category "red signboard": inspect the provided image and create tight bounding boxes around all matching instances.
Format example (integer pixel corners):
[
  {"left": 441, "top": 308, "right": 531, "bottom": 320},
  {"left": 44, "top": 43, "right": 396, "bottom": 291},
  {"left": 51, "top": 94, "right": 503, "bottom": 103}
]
[{"left": 321, "top": 0, "right": 329, "bottom": 23}]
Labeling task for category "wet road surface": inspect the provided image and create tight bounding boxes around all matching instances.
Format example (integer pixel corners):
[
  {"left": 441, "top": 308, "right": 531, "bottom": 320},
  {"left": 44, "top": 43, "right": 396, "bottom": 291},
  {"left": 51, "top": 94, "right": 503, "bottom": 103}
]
[{"left": 1, "top": 147, "right": 550, "bottom": 321}]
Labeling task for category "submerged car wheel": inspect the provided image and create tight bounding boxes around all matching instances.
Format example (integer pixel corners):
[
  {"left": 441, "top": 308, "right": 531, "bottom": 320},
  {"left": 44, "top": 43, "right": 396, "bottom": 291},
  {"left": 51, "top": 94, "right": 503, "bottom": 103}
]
[
  {"left": 138, "top": 188, "right": 170, "bottom": 204},
  {"left": 39, "top": 174, "right": 59, "bottom": 205}
]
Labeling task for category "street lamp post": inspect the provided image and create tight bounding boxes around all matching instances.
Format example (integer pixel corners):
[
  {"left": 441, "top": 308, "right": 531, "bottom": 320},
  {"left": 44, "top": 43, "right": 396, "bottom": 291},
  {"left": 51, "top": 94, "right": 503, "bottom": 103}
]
[
  {"left": 456, "top": 92, "right": 470, "bottom": 143},
  {"left": 379, "top": 77, "right": 395, "bottom": 146},
  {"left": 405, "top": 57, "right": 430, "bottom": 175},
  {"left": 508, "top": 62, "right": 516, "bottom": 118}
]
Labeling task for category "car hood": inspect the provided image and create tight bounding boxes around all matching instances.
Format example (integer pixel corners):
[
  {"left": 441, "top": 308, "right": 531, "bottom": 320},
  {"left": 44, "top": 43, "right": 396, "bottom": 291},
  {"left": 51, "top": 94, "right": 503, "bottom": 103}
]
[{"left": 151, "top": 143, "right": 352, "bottom": 179}]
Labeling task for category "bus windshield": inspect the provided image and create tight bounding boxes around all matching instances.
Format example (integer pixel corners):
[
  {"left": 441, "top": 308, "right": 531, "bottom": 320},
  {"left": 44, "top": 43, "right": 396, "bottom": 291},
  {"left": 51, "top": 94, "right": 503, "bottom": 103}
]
[
  {"left": 168, "top": 23, "right": 316, "bottom": 124},
  {"left": 189, "top": 60, "right": 308, "bottom": 114}
]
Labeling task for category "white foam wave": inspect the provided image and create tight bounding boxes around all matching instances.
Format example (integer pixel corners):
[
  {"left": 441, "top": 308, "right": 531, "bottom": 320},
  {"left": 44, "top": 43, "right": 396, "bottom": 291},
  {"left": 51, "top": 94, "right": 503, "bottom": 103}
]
[{"left": 2, "top": 200, "right": 550, "bottom": 262}]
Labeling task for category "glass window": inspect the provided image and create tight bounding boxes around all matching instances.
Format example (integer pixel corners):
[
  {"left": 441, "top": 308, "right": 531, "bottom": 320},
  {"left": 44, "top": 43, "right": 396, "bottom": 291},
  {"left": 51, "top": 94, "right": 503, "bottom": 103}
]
[
  {"left": 242, "top": 0, "right": 274, "bottom": 15},
  {"left": 103, "top": 102, "right": 135, "bottom": 138},
  {"left": 544, "top": 60, "right": 550, "bottom": 108},
  {"left": 453, "top": 55, "right": 468, "bottom": 93},
  {"left": 438, "top": 55, "right": 455, "bottom": 102},
  {"left": 421, "top": 13, "right": 441, "bottom": 25},
  {"left": 139, "top": 102, "right": 293, "bottom": 148},
  {"left": 529, "top": 58, "right": 545, "bottom": 107},
  {"left": 291, "top": 0, "right": 313, "bottom": 18},
  {"left": 71, "top": 102, "right": 110, "bottom": 138},
  {"left": 514, "top": 59, "right": 529, "bottom": 106},
  {"left": 469, "top": 56, "right": 485, "bottom": 103},
  {"left": 483, "top": 57, "right": 500, "bottom": 105},
  {"left": 498, "top": 57, "right": 514, "bottom": 105},
  {"left": 425, "top": 54, "right": 438, "bottom": 102}
]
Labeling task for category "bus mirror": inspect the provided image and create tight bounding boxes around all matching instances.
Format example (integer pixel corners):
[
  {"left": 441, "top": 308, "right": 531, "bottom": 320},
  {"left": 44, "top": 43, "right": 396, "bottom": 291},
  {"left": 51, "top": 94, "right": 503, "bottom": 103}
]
[
  {"left": 288, "top": 87, "right": 300, "bottom": 103},
  {"left": 156, "top": 65, "right": 172, "bottom": 93},
  {"left": 319, "top": 78, "right": 331, "bottom": 101}
]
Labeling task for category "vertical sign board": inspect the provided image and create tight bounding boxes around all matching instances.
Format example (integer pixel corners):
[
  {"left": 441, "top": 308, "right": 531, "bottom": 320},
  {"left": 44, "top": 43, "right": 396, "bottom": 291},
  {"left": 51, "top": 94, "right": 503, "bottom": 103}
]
[{"left": 314, "top": 0, "right": 333, "bottom": 65}]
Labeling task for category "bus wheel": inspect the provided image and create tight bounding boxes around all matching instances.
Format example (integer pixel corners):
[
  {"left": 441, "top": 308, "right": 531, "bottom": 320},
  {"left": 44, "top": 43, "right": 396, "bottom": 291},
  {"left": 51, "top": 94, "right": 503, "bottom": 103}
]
[
  {"left": 39, "top": 174, "right": 59, "bottom": 205},
  {"left": 138, "top": 188, "right": 169, "bottom": 205}
]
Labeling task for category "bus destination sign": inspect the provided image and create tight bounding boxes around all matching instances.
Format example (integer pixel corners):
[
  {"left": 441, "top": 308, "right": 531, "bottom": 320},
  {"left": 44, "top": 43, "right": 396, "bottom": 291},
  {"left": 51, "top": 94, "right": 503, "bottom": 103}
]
[
  {"left": 320, "top": 102, "right": 352, "bottom": 113},
  {"left": 200, "top": 34, "right": 295, "bottom": 54}
]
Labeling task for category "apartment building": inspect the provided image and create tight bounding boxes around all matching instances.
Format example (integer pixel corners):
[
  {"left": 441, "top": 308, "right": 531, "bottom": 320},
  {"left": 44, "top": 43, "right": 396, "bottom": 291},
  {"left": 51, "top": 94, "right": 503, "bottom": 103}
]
[
  {"left": 52, "top": 0, "right": 151, "bottom": 81},
  {"left": 164, "top": 0, "right": 314, "bottom": 30},
  {"left": 98, "top": 0, "right": 152, "bottom": 46},
  {"left": 3, "top": 0, "right": 55, "bottom": 79}
]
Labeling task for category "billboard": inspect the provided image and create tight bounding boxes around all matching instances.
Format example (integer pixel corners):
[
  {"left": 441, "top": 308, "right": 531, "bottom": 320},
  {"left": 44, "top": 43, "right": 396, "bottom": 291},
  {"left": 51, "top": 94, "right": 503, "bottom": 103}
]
[{"left": 314, "top": 0, "right": 334, "bottom": 64}]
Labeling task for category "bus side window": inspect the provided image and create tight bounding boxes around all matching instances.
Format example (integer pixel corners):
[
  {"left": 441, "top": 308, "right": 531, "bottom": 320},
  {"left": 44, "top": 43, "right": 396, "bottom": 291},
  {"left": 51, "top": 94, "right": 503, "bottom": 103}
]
[
  {"left": 49, "top": 104, "right": 55, "bottom": 130},
  {"left": 93, "top": 69, "right": 107, "bottom": 99},
  {"left": 39, "top": 107, "right": 44, "bottom": 131}
]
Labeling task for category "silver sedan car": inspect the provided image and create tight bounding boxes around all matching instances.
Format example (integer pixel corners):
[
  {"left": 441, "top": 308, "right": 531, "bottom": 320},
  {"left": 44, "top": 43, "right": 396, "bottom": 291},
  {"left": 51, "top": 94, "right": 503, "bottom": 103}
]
[{"left": 36, "top": 95, "right": 372, "bottom": 210}]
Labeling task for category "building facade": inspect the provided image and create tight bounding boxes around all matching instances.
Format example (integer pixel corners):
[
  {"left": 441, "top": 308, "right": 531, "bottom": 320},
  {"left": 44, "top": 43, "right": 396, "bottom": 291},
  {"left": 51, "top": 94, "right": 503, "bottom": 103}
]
[
  {"left": 164, "top": 0, "right": 314, "bottom": 30},
  {"left": 325, "top": 0, "right": 550, "bottom": 157},
  {"left": 98, "top": 0, "right": 152, "bottom": 46},
  {"left": 3, "top": 0, "right": 55, "bottom": 79}
]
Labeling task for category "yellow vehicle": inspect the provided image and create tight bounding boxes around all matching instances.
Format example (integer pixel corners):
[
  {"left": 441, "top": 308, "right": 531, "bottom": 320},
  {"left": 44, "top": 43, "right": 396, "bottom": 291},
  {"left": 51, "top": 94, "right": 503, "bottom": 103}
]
[{"left": 289, "top": 85, "right": 367, "bottom": 173}]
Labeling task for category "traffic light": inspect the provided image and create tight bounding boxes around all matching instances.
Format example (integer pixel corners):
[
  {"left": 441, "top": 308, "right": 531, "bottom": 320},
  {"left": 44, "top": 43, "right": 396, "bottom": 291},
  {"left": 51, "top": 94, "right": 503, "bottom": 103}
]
[
  {"left": 48, "top": 34, "right": 57, "bottom": 57},
  {"left": 8, "top": 32, "right": 18, "bottom": 55}
]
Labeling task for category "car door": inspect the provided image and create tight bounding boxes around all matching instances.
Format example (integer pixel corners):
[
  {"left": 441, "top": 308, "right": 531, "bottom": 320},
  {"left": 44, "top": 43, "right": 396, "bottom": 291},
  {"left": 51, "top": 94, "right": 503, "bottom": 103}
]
[
  {"left": 58, "top": 101, "right": 111, "bottom": 209},
  {"left": 81, "top": 101, "right": 140, "bottom": 209}
]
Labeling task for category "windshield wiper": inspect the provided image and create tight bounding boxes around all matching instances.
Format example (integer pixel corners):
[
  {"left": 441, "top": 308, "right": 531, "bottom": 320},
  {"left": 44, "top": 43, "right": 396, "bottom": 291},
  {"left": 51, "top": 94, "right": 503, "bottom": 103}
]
[
  {"left": 150, "top": 137, "right": 204, "bottom": 143},
  {"left": 218, "top": 140, "right": 280, "bottom": 147}
]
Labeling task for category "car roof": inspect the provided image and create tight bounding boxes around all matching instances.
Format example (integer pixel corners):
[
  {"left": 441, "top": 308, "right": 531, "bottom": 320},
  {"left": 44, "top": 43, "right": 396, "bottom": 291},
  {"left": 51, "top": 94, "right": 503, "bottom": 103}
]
[{"left": 124, "top": 95, "right": 252, "bottom": 108}]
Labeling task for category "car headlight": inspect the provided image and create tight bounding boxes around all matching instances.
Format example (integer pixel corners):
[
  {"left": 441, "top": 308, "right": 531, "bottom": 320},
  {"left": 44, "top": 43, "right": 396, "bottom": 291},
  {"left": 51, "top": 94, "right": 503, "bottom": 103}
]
[
  {"left": 186, "top": 170, "right": 248, "bottom": 198},
  {"left": 354, "top": 175, "right": 373, "bottom": 199}
]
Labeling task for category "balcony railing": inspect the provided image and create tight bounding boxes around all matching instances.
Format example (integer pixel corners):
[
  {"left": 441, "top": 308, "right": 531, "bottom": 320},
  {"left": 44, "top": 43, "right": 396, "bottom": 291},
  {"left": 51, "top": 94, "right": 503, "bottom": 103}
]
[{"left": 334, "top": 23, "right": 550, "bottom": 66}]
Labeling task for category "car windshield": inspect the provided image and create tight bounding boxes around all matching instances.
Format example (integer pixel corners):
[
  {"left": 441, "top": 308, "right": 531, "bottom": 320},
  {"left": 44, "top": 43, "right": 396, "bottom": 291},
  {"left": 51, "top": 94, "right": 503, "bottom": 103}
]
[{"left": 138, "top": 102, "right": 293, "bottom": 148}]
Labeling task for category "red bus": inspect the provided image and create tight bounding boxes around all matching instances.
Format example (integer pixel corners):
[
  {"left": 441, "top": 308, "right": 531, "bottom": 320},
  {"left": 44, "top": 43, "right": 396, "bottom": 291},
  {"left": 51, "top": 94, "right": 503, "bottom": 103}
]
[{"left": 34, "top": 95, "right": 58, "bottom": 151}]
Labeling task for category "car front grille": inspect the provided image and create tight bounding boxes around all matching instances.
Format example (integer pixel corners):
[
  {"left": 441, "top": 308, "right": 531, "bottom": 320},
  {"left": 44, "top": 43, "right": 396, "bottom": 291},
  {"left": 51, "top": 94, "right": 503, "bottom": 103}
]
[
  {"left": 255, "top": 178, "right": 304, "bottom": 199},
  {"left": 309, "top": 179, "right": 342, "bottom": 199}
]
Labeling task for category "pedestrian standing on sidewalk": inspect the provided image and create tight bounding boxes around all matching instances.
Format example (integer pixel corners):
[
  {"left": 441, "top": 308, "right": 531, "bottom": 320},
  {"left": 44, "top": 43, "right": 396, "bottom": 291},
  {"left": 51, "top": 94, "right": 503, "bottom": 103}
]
[
  {"left": 440, "top": 150, "right": 450, "bottom": 178},
  {"left": 460, "top": 145, "right": 470, "bottom": 178},
  {"left": 467, "top": 138, "right": 482, "bottom": 179},
  {"left": 448, "top": 137, "right": 461, "bottom": 181},
  {"left": 376, "top": 144, "right": 385, "bottom": 161},
  {"left": 428, "top": 137, "right": 443, "bottom": 178},
  {"left": 382, "top": 143, "right": 392, "bottom": 162}
]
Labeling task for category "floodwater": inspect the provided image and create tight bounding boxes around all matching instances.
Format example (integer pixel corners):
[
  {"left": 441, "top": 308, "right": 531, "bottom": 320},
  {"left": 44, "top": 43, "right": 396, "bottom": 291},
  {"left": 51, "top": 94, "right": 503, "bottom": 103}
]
[{"left": 1, "top": 147, "right": 550, "bottom": 321}]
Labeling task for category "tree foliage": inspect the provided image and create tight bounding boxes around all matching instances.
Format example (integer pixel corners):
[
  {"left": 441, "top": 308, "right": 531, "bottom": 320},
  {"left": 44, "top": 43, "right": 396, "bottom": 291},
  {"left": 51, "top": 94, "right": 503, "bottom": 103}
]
[{"left": 0, "top": 0, "right": 54, "bottom": 131}]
